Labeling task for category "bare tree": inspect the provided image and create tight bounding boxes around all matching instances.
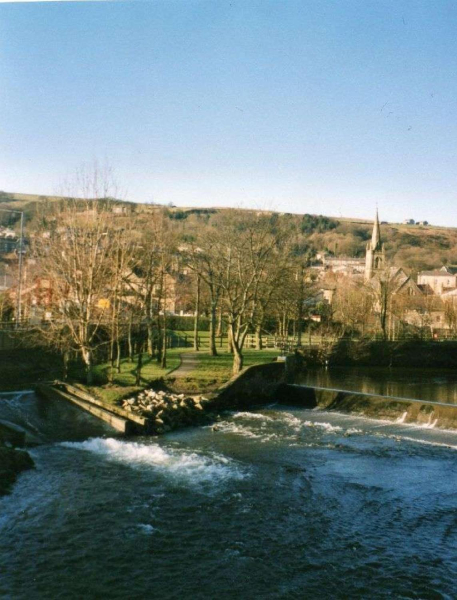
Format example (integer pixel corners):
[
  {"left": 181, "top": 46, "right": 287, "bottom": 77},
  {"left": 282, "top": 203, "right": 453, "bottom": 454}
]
[
  {"left": 33, "top": 164, "right": 127, "bottom": 384},
  {"left": 186, "top": 238, "right": 222, "bottom": 356},
  {"left": 333, "top": 278, "right": 374, "bottom": 338},
  {"left": 209, "top": 211, "right": 286, "bottom": 373}
]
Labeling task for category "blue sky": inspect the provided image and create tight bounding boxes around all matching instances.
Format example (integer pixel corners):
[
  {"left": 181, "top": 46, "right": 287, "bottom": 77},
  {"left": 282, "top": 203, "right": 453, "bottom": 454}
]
[{"left": 1, "top": 1, "right": 457, "bottom": 225}]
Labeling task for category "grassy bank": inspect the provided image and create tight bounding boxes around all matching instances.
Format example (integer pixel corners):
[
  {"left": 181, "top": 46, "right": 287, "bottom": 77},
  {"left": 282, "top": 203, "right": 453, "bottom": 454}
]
[
  {"left": 0, "top": 342, "right": 280, "bottom": 405},
  {"left": 167, "top": 349, "right": 280, "bottom": 393},
  {"left": 84, "top": 348, "right": 186, "bottom": 403},
  {"left": 86, "top": 348, "right": 280, "bottom": 402}
]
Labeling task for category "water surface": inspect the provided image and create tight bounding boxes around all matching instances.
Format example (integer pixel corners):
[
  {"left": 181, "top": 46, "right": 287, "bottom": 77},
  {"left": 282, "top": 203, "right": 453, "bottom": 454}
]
[
  {"left": 1, "top": 392, "right": 456, "bottom": 599},
  {"left": 299, "top": 367, "right": 457, "bottom": 404}
]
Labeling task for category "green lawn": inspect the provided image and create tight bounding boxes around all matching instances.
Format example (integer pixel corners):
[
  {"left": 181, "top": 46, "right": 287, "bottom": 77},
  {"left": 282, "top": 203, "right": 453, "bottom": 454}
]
[
  {"left": 85, "top": 347, "right": 280, "bottom": 401},
  {"left": 167, "top": 348, "right": 281, "bottom": 393},
  {"left": 0, "top": 339, "right": 281, "bottom": 402},
  {"left": 84, "top": 347, "right": 190, "bottom": 403}
]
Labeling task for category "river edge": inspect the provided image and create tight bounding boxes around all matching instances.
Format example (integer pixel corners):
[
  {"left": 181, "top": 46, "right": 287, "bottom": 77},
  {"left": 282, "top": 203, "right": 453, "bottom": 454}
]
[
  {"left": 34, "top": 360, "right": 457, "bottom": 437},
  {"left": 4, "top": 360, "right": 457, "bottom": 496}
]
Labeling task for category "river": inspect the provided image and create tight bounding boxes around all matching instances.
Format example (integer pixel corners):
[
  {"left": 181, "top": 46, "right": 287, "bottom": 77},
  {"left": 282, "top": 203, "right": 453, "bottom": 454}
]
[
  {"left": 1, "top": 389, "right": 457, "bottom": 599},
  {"left": 299, "top": 367, "right": 457, "bottom": 404}
]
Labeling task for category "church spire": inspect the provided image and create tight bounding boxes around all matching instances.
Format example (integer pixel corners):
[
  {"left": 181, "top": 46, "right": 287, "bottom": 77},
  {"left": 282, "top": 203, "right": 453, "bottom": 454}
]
[
  {"left": 365, "top": 208, "right": 385, "bottom": 280},
  {"left": 371, "top": 208, "right": 381, "bottom": 250}
]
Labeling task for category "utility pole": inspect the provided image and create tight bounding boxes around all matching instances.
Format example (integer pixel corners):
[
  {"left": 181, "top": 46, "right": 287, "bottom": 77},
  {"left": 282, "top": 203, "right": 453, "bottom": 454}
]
[{"left": 0, "top": 208, "right": 25, "bottom": 327}]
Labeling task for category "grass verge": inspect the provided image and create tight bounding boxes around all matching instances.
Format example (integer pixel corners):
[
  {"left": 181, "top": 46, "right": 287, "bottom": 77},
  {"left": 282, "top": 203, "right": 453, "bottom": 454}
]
[{"left": 168, "top": 349, "right": 280, "bottom": 393}]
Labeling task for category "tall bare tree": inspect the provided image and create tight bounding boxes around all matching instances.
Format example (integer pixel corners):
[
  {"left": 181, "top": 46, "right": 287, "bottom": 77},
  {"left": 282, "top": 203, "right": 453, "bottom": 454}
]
[
  {"left": 33, "top": 164, "right": 127, "bottom": 383},
  {"left": 209, "top": 211, "right": 286, "bottom": 373}
]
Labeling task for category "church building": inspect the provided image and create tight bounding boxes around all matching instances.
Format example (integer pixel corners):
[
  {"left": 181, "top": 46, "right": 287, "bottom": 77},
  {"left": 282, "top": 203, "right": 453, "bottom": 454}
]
[{"left": 364, "top": 209, "right": 385, "bottom": 280}]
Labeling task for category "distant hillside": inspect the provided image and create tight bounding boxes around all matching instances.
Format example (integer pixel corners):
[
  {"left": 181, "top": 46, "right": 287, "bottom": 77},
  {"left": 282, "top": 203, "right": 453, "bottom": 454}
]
[
  {"left": 1, "top": 190, "right": 456, "bottom": 272},
  {"left": 162, "top": 206, "right": 457, "bottom": 272}
]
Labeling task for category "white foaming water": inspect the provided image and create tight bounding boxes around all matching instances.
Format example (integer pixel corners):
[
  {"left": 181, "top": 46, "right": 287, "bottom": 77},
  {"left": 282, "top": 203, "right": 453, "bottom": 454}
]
[
  {"left": 62, "top": 438, "right": 247, "bottom": 485},
  {"left": 396, "top": 411, "right": 408, "bottom": 424},
  {"left": 214, "top": 421, "right": 279, "bottom": 442},
  {"left": 232, "top": 412, "right": 273, "bottom": 421},
  {"left": 387, "top": 434, "right": 457, "bottom": 451},
  {"left": 421, "top": 414, "right": 438, "bottom": 429},
  {"left": 310, "top": 409, "right": 457, "bottom": 450},
  {"left": 302, "top": 420, "right": 343, "bottom": 433},
  {"left": 280, "top": 413, "right": 303, "bottom": 430},
  {"left": 345, "top": 428, "right": 363, "bottom": 435}
]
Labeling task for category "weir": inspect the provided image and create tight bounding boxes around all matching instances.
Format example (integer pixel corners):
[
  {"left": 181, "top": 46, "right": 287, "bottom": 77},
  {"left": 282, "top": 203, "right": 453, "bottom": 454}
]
[
  {"left": 7, "top": 361, "right": 457, "bottom": 437},
  {"left": 36, "top": 383, "right": 149, "bottom": 435},
  {"left": 284, "top": 384, "right": 457, "bottom": 430},
  {"left": 214, "top": 361, "right": 457, "bottom": 430}
]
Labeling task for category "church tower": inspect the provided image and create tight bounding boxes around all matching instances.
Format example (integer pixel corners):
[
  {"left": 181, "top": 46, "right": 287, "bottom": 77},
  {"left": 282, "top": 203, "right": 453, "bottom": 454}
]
[{"left": 365, "top": 209, "right": 385, "bottom": 280}]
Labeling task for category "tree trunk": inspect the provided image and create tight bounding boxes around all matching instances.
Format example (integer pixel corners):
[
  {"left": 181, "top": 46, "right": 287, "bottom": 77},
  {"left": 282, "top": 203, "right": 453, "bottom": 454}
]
[
  {"left": 216, "top": 304, "right": 223, "bottom": 337},
  {"left": 147, "top": 319, "right": 155, "bottom": 357},
  {"left": 255, "top": 324, "right": 263, "bottom": 350},
  {"left": 227, "top": 326, "right": 234, "bottom": 353},
  {"left": 62, "top": 351, "right": 69, "bottom": 381},
  {"left": 110, "top": 337, "right": 115, "bottom": 369},
  {"left": 128, "top": 315, "right": 133, "bottom": 362},
  {"left": 297, "top": 309, "right": 303, "bottom": 347},
  {"left": 232, "top": 342, "right": 243, "bottom": 374},
  {"left": 193, "top": 274, "right": 200, "bottom": 351},
  {"left": 116, "top": 339, "right": 121, "bottom": 373},
  {"left": 135, "top": 351, "right": 142, "bottom": 386},
  {"left": 209, "top": 301, "right": 218, "bottom": 356},
  {"left": 81, "top": 347, "right": 93, "bottom": 385},
  {"left": 161, "top": 308, "right": 167, "bottom": 369}
]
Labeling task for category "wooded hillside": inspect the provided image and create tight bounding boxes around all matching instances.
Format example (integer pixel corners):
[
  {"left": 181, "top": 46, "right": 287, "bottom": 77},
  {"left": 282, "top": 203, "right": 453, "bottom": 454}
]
[{"left": 1, "top": 190, "right": 456, "bottom": 272}]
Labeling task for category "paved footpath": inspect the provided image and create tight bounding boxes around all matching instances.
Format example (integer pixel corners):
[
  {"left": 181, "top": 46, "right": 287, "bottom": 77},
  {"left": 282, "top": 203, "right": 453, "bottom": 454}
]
[{"left": 172, "top": 352, "right": 199, "bottom": 377}]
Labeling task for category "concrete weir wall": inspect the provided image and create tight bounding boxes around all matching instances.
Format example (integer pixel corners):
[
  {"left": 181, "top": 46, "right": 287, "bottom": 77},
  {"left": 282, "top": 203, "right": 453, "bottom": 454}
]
[
  {"left": 288, "top": 385, "right": 457, "bottom": 430},
  {"left": 36, "top": 383, "right": 147, "bottom": 435},
  {"left": 218, "top": 361, "right": 457, "bottom": 430}
]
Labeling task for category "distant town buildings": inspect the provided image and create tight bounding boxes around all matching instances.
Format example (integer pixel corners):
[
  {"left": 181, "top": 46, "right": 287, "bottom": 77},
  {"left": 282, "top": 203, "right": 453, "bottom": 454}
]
[{"left": 417, "top": 266, "right": 457, "bottom": 295}]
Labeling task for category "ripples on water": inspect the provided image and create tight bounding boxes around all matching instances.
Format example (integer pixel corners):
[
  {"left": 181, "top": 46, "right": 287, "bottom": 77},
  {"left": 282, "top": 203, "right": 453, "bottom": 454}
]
[{"left": 1, "top": 393, "right": 457, "bottom": 599}]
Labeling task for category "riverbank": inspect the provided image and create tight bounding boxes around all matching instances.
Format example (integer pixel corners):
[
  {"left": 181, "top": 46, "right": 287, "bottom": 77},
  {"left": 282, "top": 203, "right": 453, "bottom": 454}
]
[
  {"left": 37, "top": 358, "right": 283, "bottom": 437},
  {"left": 37, "top": 356, "right": 457, "bottom": 437},
  {"left": 80, "top": 349, "right": 279, "bottom": 405},
  {"left": 0, "top": 445, "right": 34, "bottom": 495}
]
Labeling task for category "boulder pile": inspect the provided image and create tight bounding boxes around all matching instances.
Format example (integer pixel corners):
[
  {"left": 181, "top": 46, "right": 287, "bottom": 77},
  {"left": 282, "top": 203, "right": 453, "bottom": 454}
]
[{"left": 120, "top": 389, "right": 214, "bottom": 434}]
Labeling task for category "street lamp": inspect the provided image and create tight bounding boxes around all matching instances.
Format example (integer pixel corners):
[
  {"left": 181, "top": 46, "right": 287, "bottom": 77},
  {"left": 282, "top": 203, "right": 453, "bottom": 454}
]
[{"left": 0, "top": 208, "right": 24, "bottom": 326}]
